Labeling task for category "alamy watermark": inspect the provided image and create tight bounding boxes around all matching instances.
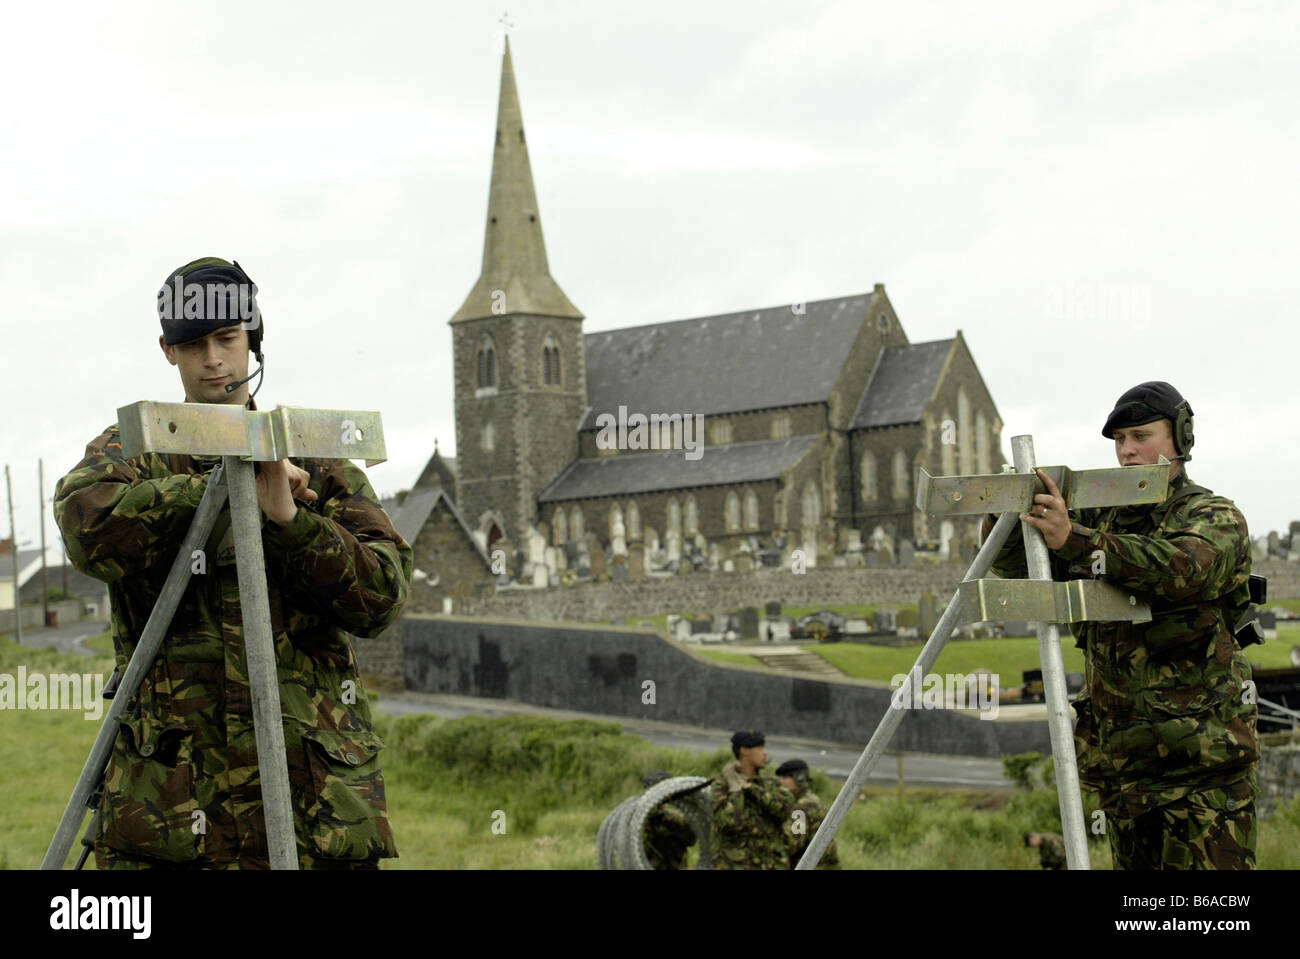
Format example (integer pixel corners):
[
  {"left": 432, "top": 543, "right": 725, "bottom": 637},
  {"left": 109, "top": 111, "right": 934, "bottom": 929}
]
[
  {"left": 889, "top": 665, "right": 999, "bottom": 720},
  {"left": 157, "top": 276, "right": 260, "bottom": 330},
  {"left": 0, "top": 667, "right": 106, "bottom": 720},
  {"left": 594, "top": 405, "right": 705, "bottom": 461}
]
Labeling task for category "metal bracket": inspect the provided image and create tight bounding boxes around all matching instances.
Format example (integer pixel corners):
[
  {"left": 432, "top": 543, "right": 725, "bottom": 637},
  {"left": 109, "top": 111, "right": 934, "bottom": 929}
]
[
  {"left": 957, "top": 578, "right": 1152, "bottom": 625},
  {"left": 117, "top": 401, "right": 387, "bottom": 466},
  {"left": 915, "top": 460, "right": 1171, "bottom": 516}
]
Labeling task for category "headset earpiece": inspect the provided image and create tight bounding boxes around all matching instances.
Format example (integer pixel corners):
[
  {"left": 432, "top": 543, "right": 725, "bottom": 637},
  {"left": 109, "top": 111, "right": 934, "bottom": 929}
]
[{"left": 1173, "top": 402, "right": 1194, "bottom": 461}]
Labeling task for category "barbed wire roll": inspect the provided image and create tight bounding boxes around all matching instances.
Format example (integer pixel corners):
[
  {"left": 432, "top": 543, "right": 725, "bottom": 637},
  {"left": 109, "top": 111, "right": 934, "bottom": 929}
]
[{"left": 597, "top": 775, "right": 713, "bottom": 870}]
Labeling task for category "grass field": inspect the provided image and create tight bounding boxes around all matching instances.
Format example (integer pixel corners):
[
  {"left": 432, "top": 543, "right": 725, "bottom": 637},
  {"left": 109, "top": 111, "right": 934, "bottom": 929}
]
[{"left": 4, "top": 633, "right": 1298, "bottom": 870}]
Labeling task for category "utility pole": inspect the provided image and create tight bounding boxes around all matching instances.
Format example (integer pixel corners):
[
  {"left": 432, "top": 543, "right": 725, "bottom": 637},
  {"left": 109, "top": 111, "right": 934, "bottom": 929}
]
[
  {"left": 5, "top": 464, "right": 21, "bottom": 644},
  {"left": 39, "top": 459, "right": 49, "bottom": 626}
]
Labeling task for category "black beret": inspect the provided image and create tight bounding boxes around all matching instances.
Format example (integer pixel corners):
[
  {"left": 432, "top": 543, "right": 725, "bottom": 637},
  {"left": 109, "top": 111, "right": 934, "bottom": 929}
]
[
  {"left": 1102, "top": 381, "right": 1191, "bottom": 439},
  {"left": 730, "top": 730, "right": 765, "bottom": 750},
  {"left": 775, "top": 759, "right": 809, "bottom": 778},
  {"left": 158, "top": 257, "right": 263, "bottom": 351}
]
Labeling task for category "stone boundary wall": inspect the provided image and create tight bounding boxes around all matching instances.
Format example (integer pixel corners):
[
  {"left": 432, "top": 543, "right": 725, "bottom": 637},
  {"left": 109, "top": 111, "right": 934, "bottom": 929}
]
[
  {"left": 466, "top": 563, "right": 970, "bottom": 622},
  {"left": 400, "top": 614, "right": 1052, "bottom": 759},
  {"left": 1259, "top": 734, "right": 1300, "bottom": 819},
  {"left": 460, "top": 557, "right": 1299, "bottom": 625}
]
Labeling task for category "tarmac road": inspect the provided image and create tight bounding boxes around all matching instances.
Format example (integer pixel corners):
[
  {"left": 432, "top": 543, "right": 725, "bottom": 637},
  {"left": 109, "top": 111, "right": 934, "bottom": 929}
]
[
  {"left": 380, "top": 690, "right": 1015, "bottom": 790},
  {"left": 1, "top": 621, "right": 108, "bottom": 658}
]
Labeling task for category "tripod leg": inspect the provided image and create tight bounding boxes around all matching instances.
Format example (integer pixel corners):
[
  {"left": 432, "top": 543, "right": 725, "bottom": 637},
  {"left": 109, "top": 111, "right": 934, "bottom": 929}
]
[
  {"left": 796, "top": 510, "right": 1021, "bottom": 869},
  {"left": 42, "top": 464, "right": 229, "bottom": 870},
  {"left": 1011, "top": 436, "right": 1090, "bottom": 870}
]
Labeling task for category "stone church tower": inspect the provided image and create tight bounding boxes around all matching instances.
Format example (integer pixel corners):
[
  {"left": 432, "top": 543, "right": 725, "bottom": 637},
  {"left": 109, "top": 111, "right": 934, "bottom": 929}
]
[{"left": 450, "top": 38, "right": 587, "bottom": 552}]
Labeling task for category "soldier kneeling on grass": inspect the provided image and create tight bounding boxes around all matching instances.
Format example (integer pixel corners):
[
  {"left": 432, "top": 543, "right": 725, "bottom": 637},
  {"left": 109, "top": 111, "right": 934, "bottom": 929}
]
[
  {"left": 1025, "top": 832, "right": 1066, "bottom": 870},
  {"left": 641, "top": 770, "right": 696, "bottom": 870}
]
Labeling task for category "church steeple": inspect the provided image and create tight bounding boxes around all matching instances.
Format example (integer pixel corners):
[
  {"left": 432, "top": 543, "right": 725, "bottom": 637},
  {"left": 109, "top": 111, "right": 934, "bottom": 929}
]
[{"left": 451, "top": 37, "right": 582, "bottom": 324}]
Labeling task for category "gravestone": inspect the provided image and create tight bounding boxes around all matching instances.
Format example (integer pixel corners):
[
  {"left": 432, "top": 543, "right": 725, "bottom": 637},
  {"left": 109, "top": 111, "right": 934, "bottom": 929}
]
[
  {"left": 691, "top": 618, "right": 713, "bottom": 635},
  {"left": 611, "top": 558, "right": 629, "bottom": 582},
  {"left": 918, "top": 592, "right": 937, "bottom": 638},
  {"left": 765, "top": 601, "right": 782, "bottom": 616},
  {"left": 708, "top": 543, "right": 722, "bottom": 572},
  {"left": 723, "top": 559, "right": 735, "bottom": 573},
  {"left": 735, "top": 553, "right": 754, "bottom": 574},
  {"left": 611, "top": 515, "right": 628, "bottom": 558},
  {"left": 590, "top": 541, "right": 608, "bottom": 579},
  {"left": 628, "top": 544, "right": 646, "bottom": 578},
  {"left": 713, "top": 613, "right": 731, "bottom": 634},
  {"left": 874, "top": 609, "right": 898, "bottom": 632},
  {"left": 898, "top": 541, "right": 915, "bottom": 565},
  {"left": 740, "top": 606, "right": 760, "bottom": 640},
  {"left": 665, "top": 529, "right": 682, "bottom": 563},
  {"left": 1267, "top": 531, "right": 1280, "bottom": 557},
  {"left": 865, "top": 549, "right": 879, "bottom": 567},
  {"left": 532, "top": 564, "right": 548, "bottom": 588},
  {"left": 762, "top": 617, "right": 791, "bottom": 643}
]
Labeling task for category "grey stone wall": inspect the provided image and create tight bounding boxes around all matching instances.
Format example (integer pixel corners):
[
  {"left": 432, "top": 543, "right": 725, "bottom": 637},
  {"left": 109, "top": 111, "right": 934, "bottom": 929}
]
[
  {"left": 1259, "top": 734, "right": 1300, "bottom": 819},
  {"left": 466, "top": 562, "right": 968, "bottom": 622},
  {"left": 401, "top": 614, "right": 1051, "bottom": 759}
]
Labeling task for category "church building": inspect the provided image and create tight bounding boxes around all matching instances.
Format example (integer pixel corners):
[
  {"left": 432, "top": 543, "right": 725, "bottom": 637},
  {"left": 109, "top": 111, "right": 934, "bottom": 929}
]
[{"left": 410, "top": 39, "right": 1004, "bottom": 587}]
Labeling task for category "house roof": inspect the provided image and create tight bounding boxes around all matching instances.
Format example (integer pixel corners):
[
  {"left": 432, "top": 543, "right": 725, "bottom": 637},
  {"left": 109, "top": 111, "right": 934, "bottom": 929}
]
[
  {"left": 579, "top": 293, "right": 877, "bottom": 430},
  {"left": 388, "top": 486, "right": 492, "bottom": 566},
  {"left": 850, "top": 338, "right": 955, "bottom": 429},
  {"left": 538, "top": 435, "right": 818, "bottom": 503}
]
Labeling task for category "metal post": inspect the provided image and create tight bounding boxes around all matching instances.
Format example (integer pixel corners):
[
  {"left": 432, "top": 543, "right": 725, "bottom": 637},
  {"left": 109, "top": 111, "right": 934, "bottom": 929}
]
[
  {"left": 1010, "top": 435, "right": 1090, "bottom": 870},
  {"left": 5, "top": 465, "right": 21, "bottom": 645},
  {"left": 224, "top": 456, "right": 298, "bottom": 871},
  {"left": 42, "top": 464, "right": 229, "bottom": 869},
  {"left": 39, "top": 459, "right": 49, "bottom": 625},
  {"left": 796, "top": 510, "right": 1021, "bottom": 869}
]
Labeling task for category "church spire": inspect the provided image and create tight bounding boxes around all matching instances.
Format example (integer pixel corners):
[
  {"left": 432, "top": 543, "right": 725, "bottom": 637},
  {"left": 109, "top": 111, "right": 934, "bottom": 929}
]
[{"left": 451, "top": 37, "right": 582, "bottom": 323}]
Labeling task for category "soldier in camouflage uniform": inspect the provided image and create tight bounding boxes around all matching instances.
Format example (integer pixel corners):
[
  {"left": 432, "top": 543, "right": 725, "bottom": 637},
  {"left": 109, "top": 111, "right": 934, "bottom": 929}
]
[
  {"left": 984, "top": 382, "right": 1257, "bottom": 870},
  {"left": 710, "top": 731, "right": 796, "bottom": 870},
  {"left": 53, "top": 258, "right": 412, "bottom": 869},
  {"left": 1024, "top": 832, "right": 1066, "bottom": 870},
  {"left": 776, "top": 758, "right": 839, "bottom": 869},
  {"left": 641, "top": 770, "right": 696, "bottom": 870}
]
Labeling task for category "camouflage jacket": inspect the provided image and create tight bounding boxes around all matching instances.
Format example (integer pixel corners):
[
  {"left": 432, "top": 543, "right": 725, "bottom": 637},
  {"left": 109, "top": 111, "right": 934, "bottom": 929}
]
[
  {"left": 1037, "top": 833, "right": 1066, "bottom": 870},
  {"left": 991, "top": 470, "right": 1257, "bottom": 817},
  {"left": 710, "top": 762, "right": 795, "bottom": 870},
  {"left": 53, "top": 416, "right": 412, "bottom": 867},
  {"left": 783, "top": 788, "right": 840, "bottom": 869},
  {"left": 644, "top": 801, "right": 695, "bottom": 870}
]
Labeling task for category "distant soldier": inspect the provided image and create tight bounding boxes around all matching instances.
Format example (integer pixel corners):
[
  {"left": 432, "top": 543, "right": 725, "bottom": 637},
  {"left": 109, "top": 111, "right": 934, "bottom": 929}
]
[
  {"left": 776, "top": 758, "right": 840, "bottom": 869},
  {"left": 641, "top": 770, "right": 696, "bottom": 870},
  {"left": 1025, "top": 832, "right": 1067, "bottom": 870},
  {"left": 711, "top": 731, "right": 795, "bottom": 870}
]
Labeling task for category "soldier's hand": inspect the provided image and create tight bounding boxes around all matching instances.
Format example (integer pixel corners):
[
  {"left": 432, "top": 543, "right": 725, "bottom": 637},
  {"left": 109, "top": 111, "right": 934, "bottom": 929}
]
[
  {"left": 1021, "top": 469, "right": 1070, "bottom": 550},
  {"left": 257, "top": 460, "right": 316, "bottom": 526}
]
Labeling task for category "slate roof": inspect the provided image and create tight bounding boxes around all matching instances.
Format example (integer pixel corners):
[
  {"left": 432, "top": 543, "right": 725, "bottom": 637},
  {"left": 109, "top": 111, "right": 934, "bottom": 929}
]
[
  {"left": 387, "top": 486, "right": 491, "bottom": 566},
  {"left": 538, "top": 435, "right": 818, "bottom": 503},
  {"left": 851, "top": 339, "right": 955, "bottom": 429},
  {"left": 579, "top": 293, "right": 876, "bottom": 430}
]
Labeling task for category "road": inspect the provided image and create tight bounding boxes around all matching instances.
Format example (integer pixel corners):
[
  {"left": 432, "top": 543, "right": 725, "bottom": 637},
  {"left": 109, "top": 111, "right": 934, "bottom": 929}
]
[
  {"left": 0, "top": 621, "right": 108, "bottom": 657},
  {"left": 379, "top": 690, "right": 1015, "bottom": 790}
]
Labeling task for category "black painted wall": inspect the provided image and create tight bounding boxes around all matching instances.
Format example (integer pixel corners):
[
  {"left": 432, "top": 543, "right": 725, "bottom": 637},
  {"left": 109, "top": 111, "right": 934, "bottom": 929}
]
[{"left": 402, "top": 615, "right": 1052, "bottom": 759}]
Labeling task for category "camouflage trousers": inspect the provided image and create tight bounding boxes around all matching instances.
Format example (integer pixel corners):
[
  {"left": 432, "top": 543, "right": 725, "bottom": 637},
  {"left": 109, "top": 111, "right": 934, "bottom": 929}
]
[
  {"left": 1106, "top": 785, "right": 1256, "bottom": 871},
  {"left": 95, "top": 844, "right": 380, "bottom": 870}
]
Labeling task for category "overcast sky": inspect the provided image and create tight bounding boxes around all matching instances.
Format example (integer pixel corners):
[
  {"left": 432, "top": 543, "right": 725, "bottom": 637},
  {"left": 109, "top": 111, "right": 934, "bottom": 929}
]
[{"left": 3, "top": 0, "right": 1297, "bottom": 562}]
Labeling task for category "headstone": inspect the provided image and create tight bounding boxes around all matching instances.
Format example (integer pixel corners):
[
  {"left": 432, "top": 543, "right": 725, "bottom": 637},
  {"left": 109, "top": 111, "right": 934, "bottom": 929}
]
[
  {"left": 528, "top": 527, "right": 547, "bottom": 565},
  {"left": 740, "top": 606, "right": 760, "bottom": 639},
  {"left": 800, "top": 536, "right": 817, "bottom": 569},
  {"left": 645, "top": 527, "right": 660, "bottom": 554},
  {"left": 723, "top": 559, "right": 735, "bottom": 573},
  {"left": 442, "top": 597, "right": 453, "bottom": 615},
  {"left": 548, "top": 572, "right": 561, "bottom": 587},
  {"left": 765, "top": 601, "right": 782, "bottom": 616},
  {"left": 708, "top": 543, "right": 722, "bottom": 572},
  {"left": 611, "top": 515, "right": 628, "bottom": 557},
  {"left": 762, "top": 617, "right": 792, "bottom": 643},
  {"left": 544, "top": 545, "right": 560, "bottom": 574},
  {"left": 1267, "top": 531, "right": 1280, "bottom": 557},
  {"left": 611, "top": 559, "right": 629, "bottom": 582},
  {"left": 565, "top": 540, "right": 583, "bottom": 567},
  {"left": 694, "top": 533, "right": 708, "bottom": 554},
  {"left": 590, "top": 541, "right": 608, "bottom": 579},
  {"left": 713, "top": 612, "right": 731, "bottom": 633},
  {"left": 691, "top": 618, "right": 713, "bottom": 635},
  {"left": 735, "top": 553, "right": 754, "bottom": 574},
  {"left": 532, "top": 564, "right": 548, "bottom": 588},
  {"left": 874, "top": 609, "right": 898, "bottom": 632},
  {"left": 865, "top": 549, "right": 879, "bottom": 567},
  {"left": 918, "top": 592, "right": 937, "bottom": 638},
  {"left": 844, "top": 529, "right": 863, "bottom": 553},
  {"left": 898, "top": 541, "right": 915, "bottom": 565},
  {"left": 665, "top": 529, "right": 682, "bottom": 563},
  {"left": 628, "top": 544, "right": 646, "bottom": 578}
]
